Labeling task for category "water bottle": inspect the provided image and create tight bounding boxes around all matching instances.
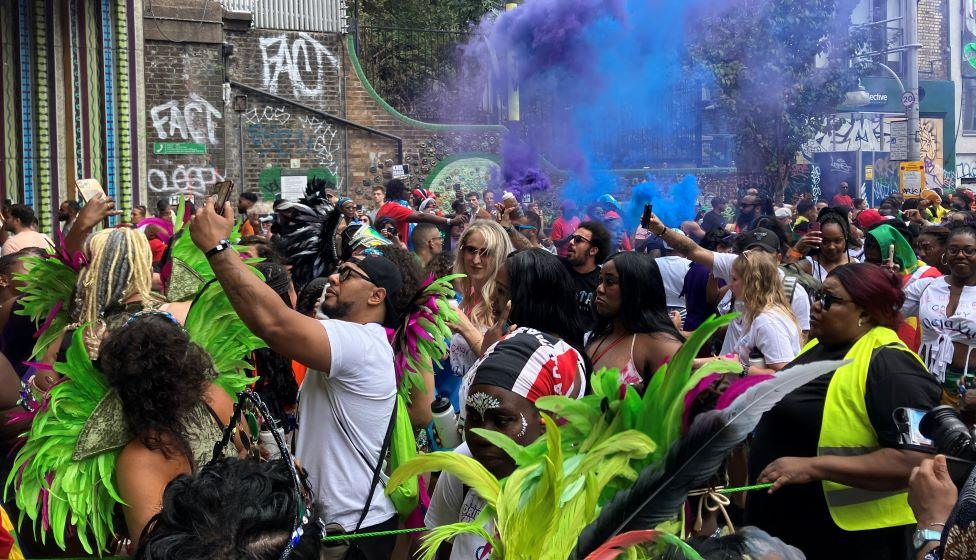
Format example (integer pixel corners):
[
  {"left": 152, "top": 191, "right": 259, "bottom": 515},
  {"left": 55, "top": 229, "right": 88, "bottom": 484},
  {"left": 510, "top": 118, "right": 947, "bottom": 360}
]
[
  {"left": 431, "top": 397, "right": 461, "bottom": 450},
  {"left": 259, "top": 428, "right": 285, "bottom": 460},
  {"left": 748, "top": 349, "right": 766, "bottom": 374}
]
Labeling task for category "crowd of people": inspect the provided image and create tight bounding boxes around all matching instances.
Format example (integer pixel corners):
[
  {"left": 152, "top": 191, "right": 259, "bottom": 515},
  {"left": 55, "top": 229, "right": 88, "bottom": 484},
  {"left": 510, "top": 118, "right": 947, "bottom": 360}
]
[{"left": 1, "top": 177, "right": 976, "bottom": 560}]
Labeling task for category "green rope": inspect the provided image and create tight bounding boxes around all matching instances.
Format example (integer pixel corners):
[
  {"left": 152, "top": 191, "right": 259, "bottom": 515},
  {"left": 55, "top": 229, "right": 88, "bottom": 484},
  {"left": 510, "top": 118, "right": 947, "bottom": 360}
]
[
  {"left": 322, "top": 526, "right": 429, "bottom": 542},
  {"left": 717, "top": 482, "right": 773, "bottom": 494},
  {"left": 26, "top": 483, "right": 777, "bottom": 557}
]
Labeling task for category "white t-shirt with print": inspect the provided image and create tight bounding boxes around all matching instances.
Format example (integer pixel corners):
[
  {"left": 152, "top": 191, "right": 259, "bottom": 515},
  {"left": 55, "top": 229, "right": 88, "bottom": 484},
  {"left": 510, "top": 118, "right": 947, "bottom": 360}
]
[
  {"left": 656, "top": 255, "right": 691, "bottom": 309},
  {"left": 712, "top": 252, "right": 810, "bottom": 356},
  {"left": 425, "top": 442, "right": 494, "bottom": 560},
  {"left": 295, "top": 320, "right": 398, "bottom": 531},
  {"left": 734, "top": 310, "right": 802, "bottom": 367}
]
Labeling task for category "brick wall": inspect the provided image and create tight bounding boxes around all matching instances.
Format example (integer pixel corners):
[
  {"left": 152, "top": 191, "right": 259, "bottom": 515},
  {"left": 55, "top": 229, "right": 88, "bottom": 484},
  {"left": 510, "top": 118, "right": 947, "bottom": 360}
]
[
  {"left": 224, "top": 29, "right": 347, "bottom": 199},
  {"left": 918, "top": 0, "right": 949, "bottom": 80},
  {"left": 143, "top": 41, "right": 226, "bottom": 208}
]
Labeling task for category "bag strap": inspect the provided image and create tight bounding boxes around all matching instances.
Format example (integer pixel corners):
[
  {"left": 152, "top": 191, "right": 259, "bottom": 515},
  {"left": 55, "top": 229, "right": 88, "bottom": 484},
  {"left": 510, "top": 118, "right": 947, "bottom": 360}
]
[
  {"left": 782, "top": 275, "right": 798, "bottom": 303},
  {"left": 329, "top": 392, "right": 398, "bottom": 533}
]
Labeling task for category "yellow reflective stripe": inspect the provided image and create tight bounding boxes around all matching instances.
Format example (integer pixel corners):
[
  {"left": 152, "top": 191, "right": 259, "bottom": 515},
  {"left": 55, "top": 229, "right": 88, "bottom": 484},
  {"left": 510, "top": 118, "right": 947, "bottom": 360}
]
[
  {"left": 824, "top": 487, "right": 907, "bottom": 508},
  {"left": 817, "top": 445, "right": 880, "bottom": 457}
]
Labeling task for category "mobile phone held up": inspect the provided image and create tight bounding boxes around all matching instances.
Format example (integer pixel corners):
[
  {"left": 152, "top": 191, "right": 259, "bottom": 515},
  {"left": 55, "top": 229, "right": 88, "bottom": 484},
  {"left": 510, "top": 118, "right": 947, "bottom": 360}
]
[
  {"left": 640, "top": 203, "right": 653, "bottom": 230},
  {"left": 209, "top": 180, "right": 234, "bottom": 216}
]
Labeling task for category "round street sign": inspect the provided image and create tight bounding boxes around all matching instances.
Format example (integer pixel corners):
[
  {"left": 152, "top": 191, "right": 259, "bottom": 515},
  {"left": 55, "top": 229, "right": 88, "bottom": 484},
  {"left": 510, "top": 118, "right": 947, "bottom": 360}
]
[{"left": 901, "top": 91, "right": 916, "bottom": 108}]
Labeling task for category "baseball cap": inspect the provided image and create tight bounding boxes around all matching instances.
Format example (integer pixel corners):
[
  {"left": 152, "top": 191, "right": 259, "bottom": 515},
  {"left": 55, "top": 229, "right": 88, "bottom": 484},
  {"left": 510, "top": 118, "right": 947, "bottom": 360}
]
[
  {"left": 774, "top": 207, "right": 792, "bottom": 219},
  {"left": 741, "top": 227, "right": 780, "bottom": 253},
  {"left": 349, "top": 255, "right": 403, "bottom": 326}
]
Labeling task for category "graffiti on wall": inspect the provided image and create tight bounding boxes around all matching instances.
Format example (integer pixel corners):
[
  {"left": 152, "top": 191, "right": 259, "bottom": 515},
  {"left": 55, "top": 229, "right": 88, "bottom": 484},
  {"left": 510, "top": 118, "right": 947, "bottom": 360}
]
[
  {"left": 259, "top": 32, "right": 340, "bottom": 98},
  {"left": 243, "top": 105, "right": 340, "bottom": 177},
  {"left": 147, "top": 165, "right": 225, "bottom": 195},
  {"left": 149, "top": 93, "right": 223, "bottom": 144}
]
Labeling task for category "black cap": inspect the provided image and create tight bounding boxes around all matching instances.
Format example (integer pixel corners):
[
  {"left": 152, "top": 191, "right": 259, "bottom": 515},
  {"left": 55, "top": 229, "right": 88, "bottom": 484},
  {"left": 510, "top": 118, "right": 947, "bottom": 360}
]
[
  {"left": 352, "top": 255, "right": 403, "bottom": 297},
  {"left": 741, "top": 227, "right": 780, "bottom": 253}
]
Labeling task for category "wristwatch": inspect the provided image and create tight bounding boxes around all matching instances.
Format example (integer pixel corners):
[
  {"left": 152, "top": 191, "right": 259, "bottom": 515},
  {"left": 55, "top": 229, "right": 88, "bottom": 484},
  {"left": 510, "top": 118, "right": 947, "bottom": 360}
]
[
  {"left": 912, "top": 527, "right": 942, "bottom": 550},
  {"left": 205, "top": 239, "right": 231, "bottom": 259}
]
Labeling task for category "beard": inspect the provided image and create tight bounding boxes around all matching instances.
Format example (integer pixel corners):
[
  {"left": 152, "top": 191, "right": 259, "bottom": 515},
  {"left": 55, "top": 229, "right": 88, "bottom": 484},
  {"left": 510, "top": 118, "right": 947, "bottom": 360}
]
[
  {"left": 58, "top": 212, "right": 69, "bottom": 222},
  {"left": 321, "top": 298, "right": 352, "bottom": 319},
  {"left": 735, "top": 212, "right": 754, "bottom": 227}
]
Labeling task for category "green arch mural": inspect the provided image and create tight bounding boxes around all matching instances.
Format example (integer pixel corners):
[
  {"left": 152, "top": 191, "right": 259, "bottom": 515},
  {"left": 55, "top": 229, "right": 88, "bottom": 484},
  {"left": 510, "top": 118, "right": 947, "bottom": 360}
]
[{"left": 422, "top": 153, "right": 501, "bottom": 202}]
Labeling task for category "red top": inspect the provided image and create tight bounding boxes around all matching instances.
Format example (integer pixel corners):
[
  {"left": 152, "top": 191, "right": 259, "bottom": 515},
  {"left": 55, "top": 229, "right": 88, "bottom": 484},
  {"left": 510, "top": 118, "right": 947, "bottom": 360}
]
[
  {"left": 149, "top": 238, "right": 167, "bottom": 264},
  {"left": 831, "top": 194, "right": 854, "bottom": 209},
  {"left": 376, "top": 201, "right": 414, "bottom": 243},
  {"left": 550, "top": 216, "right": 580, "bottom": 257}
]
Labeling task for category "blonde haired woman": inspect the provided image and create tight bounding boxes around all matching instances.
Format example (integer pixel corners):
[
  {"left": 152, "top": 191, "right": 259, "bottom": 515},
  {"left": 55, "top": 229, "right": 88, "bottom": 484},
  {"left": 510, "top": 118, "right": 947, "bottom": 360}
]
[
  {"left": 449, "top": 220, "right": 513, "bottom": 377},
  {"left": 730, "top": 250, "right": 801, "bottom": 375}
]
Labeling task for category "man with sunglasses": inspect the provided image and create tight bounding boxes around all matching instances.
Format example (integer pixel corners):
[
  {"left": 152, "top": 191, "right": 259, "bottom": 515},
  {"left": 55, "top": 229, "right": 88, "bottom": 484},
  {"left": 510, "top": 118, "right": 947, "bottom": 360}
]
[
  {"left": 190, "top": 198, "right": 403, "bottom": 559},
  {"left": 561, "top": 221, "right": 612, "bottom": 324}
]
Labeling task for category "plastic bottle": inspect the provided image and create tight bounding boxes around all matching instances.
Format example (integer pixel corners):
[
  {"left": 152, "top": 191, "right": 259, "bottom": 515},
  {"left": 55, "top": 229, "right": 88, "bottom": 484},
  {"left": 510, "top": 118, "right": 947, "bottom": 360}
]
[
  {"left": 259, "top": 428, "right": 285, "bottom": 460},
  {"left": 431, "top": 397, "right": 461, "bottom": 450}
]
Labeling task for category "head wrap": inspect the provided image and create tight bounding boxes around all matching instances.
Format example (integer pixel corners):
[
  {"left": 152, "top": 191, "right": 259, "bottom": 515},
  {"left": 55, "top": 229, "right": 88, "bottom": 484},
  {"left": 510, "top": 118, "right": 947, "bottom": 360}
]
[
  {"left": 418, "top": 197, "right": 438, "bottom": 213},
  {"left": 337, "top": 197, "right": 353, "bottom": 209},
  {"left": 867, "top": 223, "right": 919, "bottom": 275},
  {"left": 922, "top": 189, "right": 941, "bottom": 206},
  {"left": 460, "top": 328, "right": 586, "bottom": 422}
]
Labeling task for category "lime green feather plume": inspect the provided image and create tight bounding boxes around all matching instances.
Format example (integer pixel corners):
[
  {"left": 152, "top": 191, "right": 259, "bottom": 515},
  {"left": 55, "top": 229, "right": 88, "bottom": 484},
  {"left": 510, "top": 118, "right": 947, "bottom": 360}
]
[
  {"left": 13, "top": 255, "right": 77, "bottom": 360},
  {"left": 5, "top": 328, "right": 119, "bottom": 555}
]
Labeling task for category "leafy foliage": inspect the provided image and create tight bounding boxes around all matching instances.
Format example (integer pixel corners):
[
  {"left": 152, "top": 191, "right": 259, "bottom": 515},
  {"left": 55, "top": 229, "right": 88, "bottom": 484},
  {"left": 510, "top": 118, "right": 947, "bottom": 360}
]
[
  {"left": 690, "top": 0, "right": 868, "bottom": 199},
  {"left": 356, "top": 0, "right": 502, "bottom": 122}
]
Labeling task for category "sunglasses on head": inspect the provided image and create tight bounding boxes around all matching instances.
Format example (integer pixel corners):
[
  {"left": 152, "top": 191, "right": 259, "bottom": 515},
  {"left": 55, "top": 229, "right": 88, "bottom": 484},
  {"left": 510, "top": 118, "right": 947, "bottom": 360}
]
[{"left": 814, "top": 289, "right": 851, "bottom": 310}]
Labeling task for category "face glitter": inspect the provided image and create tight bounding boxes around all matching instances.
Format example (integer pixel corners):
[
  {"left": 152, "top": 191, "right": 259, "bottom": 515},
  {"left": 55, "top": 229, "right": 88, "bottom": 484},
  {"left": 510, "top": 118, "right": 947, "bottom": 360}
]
[
  {"left": 516, "top": 413, "right": 528, "bottom": 438},
  {"left": 466, "top": 392, "right": 501, "bottom": 420}
]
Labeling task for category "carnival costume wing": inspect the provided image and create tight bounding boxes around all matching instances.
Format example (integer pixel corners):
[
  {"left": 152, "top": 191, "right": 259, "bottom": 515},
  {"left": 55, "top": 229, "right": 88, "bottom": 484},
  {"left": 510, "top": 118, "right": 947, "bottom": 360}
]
[
  {"left": 13, "top": 254, "right": 77, "bottom": 360},
  {"left": 273, "top": 187, "right": 341, "bottom": 291},
  {"left": 184, "top": 277, "right": 266, "bottom": 397},
  {"left": 7, "top": 265, "right": 265, "bottom": 554},
  {"left": 5, "top": 328, "right": 122, "bottom": 554}
]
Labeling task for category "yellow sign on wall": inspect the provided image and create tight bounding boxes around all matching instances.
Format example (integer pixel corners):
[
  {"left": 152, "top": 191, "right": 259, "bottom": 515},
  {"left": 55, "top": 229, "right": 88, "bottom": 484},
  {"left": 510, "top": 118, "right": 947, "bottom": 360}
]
[{"left": 899, "top": 161, "right": 925, "bottom": 198}]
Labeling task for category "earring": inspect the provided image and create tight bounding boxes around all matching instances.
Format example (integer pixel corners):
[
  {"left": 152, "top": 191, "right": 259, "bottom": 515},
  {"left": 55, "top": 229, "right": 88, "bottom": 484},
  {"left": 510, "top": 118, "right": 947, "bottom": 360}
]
[
  {"left": 858, "top": 317, "right": 864, "bottom": 327},
  {"left": 943, "top": 253, "right": 949, "bottom": 265}
]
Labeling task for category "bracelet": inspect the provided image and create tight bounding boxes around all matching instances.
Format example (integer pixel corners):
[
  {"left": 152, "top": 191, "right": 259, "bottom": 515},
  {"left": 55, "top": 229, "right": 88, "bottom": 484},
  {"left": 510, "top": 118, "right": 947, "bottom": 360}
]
[
  {"left": 922, "top": 522, "right": 946, "bottom": 529},
  {"left": 657, "top": 226, "right": 669, "bottom": 237},
  {"left": 205, "top": 239, "right": 231, "bottom": 259},
  {"left": 788, "top": 249, "right": 803, "bottom": 259}
]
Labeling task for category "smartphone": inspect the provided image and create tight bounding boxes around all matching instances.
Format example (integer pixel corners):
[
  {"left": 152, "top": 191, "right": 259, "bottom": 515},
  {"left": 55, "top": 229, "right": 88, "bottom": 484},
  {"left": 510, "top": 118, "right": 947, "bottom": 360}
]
[
  {"left": 76, "top": 178, "right": 106, "bottom": 203},
  {"left": 641, "top": 203, "right": 653, "bottom": 229},
  {"left": 209, "top": 180, "right": 234, "bottom": 216},
  {"left": 809, "top": 222, "right": 821, "bottom": 233}
]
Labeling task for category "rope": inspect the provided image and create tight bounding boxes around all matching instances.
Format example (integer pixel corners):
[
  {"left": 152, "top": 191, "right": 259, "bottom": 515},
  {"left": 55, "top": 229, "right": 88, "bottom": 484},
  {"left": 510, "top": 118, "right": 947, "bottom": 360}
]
[
  {"left": 28, "top": 483, "right": 778, "bottom": 557},
  {"left": 322, "top": 526, "right": 428, "bottom": 542}
]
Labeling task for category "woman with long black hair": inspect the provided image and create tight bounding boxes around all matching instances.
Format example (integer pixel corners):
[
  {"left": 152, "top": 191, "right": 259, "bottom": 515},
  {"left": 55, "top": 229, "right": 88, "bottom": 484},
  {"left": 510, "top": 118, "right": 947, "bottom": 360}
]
[
  {"left": 789, "top": 207, "right": 858, "bottom": 282},
  {"left": 486, "top": 248, "right": 589, "bottom": 356},
  {"left": 586, "top": 251, "right": 685, "bottom": 389}
]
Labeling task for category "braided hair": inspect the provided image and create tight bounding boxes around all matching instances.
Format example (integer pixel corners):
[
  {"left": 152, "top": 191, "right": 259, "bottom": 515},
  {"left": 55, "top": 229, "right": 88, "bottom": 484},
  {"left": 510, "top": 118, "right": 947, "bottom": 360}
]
[{"left": 74, "top": 228, "right": 153, "bottom": 328}]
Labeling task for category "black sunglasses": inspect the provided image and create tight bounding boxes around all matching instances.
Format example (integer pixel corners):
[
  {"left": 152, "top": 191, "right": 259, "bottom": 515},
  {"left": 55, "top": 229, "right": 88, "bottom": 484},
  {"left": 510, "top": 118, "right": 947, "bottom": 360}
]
[
  {"left": 569, "top": 234, "right": 592, "bottom": 245},
  {"left": 338, "top": 266, "right": 373, "bottom": 284},
  {"left": 814, "top": 289, "right": 852, "bottom": 310}
]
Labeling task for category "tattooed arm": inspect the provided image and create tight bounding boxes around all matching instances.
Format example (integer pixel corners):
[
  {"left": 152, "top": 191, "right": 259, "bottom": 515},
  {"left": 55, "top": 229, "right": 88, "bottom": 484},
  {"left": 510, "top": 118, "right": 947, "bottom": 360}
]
[
  {"left": 645, "top": 212, "right": 716, "bottom": 269},
  {"left": 190, "top": 198, "right": 333, "bottom": 373}
]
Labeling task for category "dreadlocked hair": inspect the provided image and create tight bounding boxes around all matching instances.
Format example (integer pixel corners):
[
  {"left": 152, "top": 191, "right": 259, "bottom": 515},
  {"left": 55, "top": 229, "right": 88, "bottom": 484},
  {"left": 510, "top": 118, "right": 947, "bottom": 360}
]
[{"left": 75, "top": 228, "right": 153, "bottom": 328}]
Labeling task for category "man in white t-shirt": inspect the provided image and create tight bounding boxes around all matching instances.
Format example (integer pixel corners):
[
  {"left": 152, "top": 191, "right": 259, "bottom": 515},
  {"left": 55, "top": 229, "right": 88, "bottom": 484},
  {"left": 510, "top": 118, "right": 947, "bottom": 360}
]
[
  {"left": 643, "top": 215, "right": 810, "bottom": 353},
  {"left": 190, "top": 197, "right": 402, "bottom": 559}
]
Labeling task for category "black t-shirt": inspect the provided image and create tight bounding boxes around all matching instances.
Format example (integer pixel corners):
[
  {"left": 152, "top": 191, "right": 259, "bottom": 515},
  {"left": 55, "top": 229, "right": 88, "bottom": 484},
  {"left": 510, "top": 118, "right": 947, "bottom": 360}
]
[
  {"left": 562, "top": 259, "right": 600, "bottom": 318},
  {"left": 746, "top": 341, "right": 941, "bottom": 560}
]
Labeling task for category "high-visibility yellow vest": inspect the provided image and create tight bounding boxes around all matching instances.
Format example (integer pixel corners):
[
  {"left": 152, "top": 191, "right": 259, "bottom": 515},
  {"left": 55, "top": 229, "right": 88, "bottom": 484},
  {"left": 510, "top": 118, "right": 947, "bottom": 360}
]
[{"left": 798, "top": 326, "right": 924, "bottom": 531}]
